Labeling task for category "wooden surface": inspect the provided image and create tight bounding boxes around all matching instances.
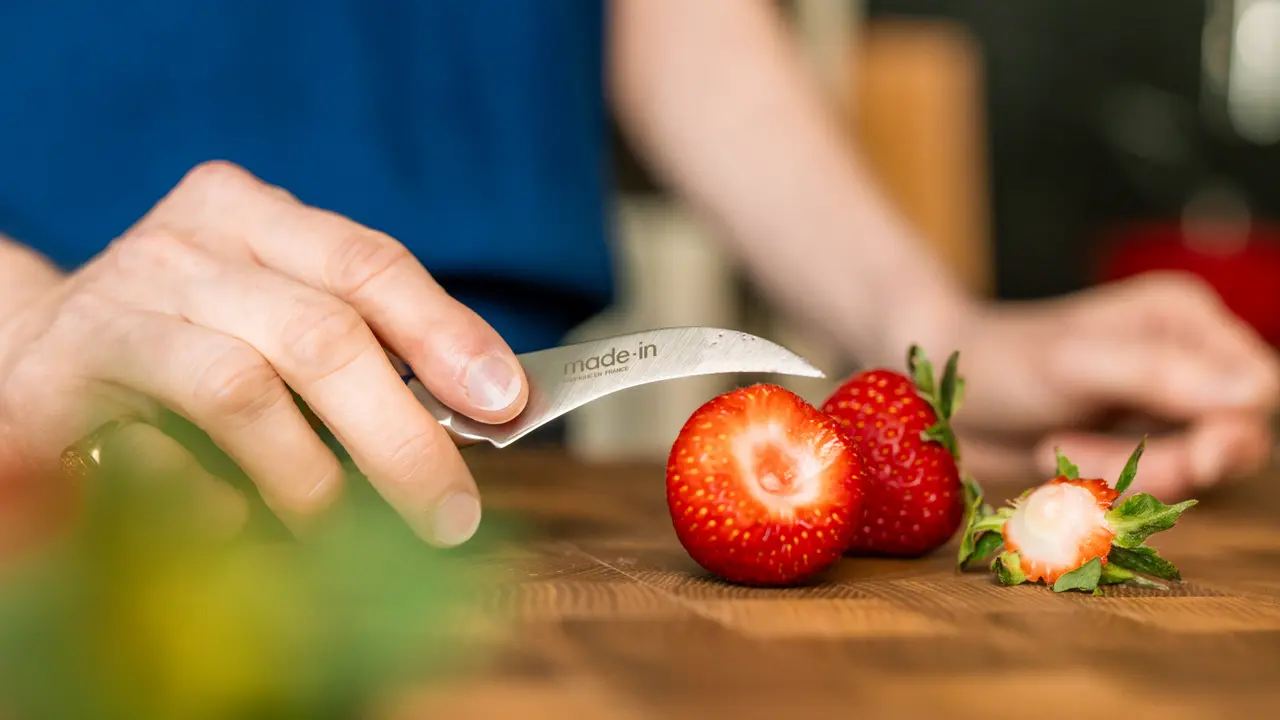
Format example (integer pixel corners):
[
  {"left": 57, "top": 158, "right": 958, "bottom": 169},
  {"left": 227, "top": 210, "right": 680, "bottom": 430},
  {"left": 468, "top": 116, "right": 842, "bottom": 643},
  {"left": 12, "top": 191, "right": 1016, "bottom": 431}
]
[{"left": 396, "top": 449, "right": 1280, "bottom": 720}]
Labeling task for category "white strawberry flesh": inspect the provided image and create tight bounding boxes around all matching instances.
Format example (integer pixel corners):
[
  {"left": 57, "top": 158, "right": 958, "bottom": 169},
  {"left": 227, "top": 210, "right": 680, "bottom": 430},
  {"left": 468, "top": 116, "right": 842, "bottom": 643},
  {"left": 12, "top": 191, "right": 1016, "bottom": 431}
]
[{"left": 1005, "top": 483, "right": 1111, "bottom": 576}]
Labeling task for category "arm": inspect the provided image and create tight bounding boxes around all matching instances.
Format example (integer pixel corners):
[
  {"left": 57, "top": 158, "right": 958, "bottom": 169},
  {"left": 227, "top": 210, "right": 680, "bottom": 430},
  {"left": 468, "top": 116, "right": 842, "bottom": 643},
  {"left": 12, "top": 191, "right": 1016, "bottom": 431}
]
[{"left": 607, "top": 0, "right": 973, "bottom": 367}]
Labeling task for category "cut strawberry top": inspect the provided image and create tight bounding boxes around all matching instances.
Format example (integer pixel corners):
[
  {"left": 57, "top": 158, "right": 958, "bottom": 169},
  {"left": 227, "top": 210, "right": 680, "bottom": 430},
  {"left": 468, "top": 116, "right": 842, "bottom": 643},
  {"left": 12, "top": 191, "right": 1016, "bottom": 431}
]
[
  {"left": 1002, "top": 477, "right": 1117, "bottom": 584},
  {"left": 960, "top": 439, "right": 1197, "bottom": 593}
]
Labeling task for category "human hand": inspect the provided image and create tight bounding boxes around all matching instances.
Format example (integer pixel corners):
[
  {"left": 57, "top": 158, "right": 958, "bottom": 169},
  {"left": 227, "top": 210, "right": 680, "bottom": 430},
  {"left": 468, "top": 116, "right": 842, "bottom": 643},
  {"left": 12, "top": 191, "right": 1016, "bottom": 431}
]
[
  {"left": 0, "top": 161, "right": 527, "bottom": 547},
  {"left": 944, "top": 272, "right": 1279, "bottom": 499}
]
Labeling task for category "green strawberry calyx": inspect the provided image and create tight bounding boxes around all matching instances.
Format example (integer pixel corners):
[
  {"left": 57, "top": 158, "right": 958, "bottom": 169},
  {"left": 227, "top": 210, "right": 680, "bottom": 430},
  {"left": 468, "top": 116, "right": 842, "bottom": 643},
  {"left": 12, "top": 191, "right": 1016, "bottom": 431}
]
[
  {"left": 955, "top": 437, "right": 1196, "bottom": 594},
  {"left": 906, "top": 344, "right": 964, "bottom": 458},
  {"left": 956, "top": 475, "right": 1011, "bottom": 570}
]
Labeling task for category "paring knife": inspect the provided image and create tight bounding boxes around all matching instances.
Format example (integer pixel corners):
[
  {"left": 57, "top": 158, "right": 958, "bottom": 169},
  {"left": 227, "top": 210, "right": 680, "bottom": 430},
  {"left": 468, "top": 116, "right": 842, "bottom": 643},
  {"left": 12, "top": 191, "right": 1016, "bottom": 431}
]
[{"left": 390, "top": 326, "right": 825, "bottom": 448}]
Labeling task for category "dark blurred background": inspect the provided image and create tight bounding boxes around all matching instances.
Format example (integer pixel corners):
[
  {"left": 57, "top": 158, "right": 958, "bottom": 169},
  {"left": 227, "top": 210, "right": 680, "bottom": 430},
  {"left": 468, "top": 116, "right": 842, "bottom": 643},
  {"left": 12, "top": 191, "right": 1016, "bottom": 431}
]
[
  {"left": 584, "top": 0, "right": 1280, "bottom": 460},
  {"left": 614, "top": 0, "right": 1279, "bottom": 301}
]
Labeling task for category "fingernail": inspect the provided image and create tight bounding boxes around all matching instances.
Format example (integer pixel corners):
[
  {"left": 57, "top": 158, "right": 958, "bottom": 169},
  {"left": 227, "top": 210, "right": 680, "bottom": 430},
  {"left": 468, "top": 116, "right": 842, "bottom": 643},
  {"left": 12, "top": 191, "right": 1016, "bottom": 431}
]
[
  {"left": 431, "top": 492, "right": 482, "bottom": 547},
  {"left": 464, "top": 354, "right": 521, "bottom": 412}
]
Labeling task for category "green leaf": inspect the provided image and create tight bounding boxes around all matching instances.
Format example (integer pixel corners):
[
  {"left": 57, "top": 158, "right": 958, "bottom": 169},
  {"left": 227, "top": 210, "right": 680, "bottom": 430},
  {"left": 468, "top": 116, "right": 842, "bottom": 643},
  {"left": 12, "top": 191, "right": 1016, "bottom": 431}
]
[
  {"left": 1106, "top": 494, "right": 1197, "bottom": 549},
  {"left": 1107, "top": 545, "right": 1182, "bottom": 582},
  {"left": 958, "top": 508, "right": 1009, "bottom": 569},
  {"left": 1098, "top": 562, "right": 1134, "bottom": 585},
  {"left": 1055, "top": 449, "right": 1079, "bottom": 479},
  {"left": 938, "top": 351, "right": 961, "bottom": 419},
  {"left": 907, "top": 344, "right": 936, "bottom": 400},
  {"left": 921, "top": 424, "right": 959, "bottom": 457},
  {"left": 991, "top": 551, "right": 1027, "bottom": 586},
  {"left": 1053, "top": 557, "right": 1103, "bottom": 593},
  {"left": 1127, "top": 575, "right": 1169, "bottom": 590},
  {"left": 963, "top": 476, "right": 982, "bottom": 509},
  {"left": 957, "top": 480, "right": 1014, "bottom": 570},
  {"left": 970, "top": 531, "right": 1005, "bottom": 567},
  {"left": 957, "top": 476, "right": 990, "bottom": 569},
  {"left": 952, "top": 377, "right": 967, "bottom": 416},
  {"left": 974, "top": 510, "right": 1012, "bottom": 535},
  {"left": 1099, "top": 562, "right": 1167, "bottom": 590},
  {"left": 1113, "top": 436, "right": 1147, "bottom": 495}
]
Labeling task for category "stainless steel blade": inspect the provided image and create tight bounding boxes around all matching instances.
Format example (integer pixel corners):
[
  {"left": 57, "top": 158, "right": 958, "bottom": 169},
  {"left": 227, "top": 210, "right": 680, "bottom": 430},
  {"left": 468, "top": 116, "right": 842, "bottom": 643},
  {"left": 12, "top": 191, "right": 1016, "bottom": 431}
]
[{"left": 398, "top": 326, "right": 825, "bottom": 448}]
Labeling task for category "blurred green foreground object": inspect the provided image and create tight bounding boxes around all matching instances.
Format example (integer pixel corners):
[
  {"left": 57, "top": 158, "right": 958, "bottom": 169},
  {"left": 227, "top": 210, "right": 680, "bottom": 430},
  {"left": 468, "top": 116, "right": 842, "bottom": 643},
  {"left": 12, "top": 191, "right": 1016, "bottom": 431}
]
[{"left": 0, "top": 437, "right": 505, "bottom": 720}]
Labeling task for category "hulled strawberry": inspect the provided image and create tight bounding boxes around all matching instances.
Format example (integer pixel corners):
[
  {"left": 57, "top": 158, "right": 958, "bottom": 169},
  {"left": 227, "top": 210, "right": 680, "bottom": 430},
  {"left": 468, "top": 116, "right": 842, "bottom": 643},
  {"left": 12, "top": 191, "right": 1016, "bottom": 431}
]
[
  {"left": 666, "top": 384, "right": 868, "bottom": 587},
  {"left": 957, "top": 439, "right": 1198, "bottom": 594},
  {"left": 820, "top": 346, "right": 965, "bottom": 557}
]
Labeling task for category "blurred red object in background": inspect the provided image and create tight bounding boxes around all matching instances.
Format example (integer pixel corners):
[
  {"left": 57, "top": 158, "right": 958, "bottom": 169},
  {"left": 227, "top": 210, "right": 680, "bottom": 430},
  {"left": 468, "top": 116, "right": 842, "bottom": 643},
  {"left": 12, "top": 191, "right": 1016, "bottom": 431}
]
[{"left": 1097, "top": 220, "right": 1280, "bottom": 348}]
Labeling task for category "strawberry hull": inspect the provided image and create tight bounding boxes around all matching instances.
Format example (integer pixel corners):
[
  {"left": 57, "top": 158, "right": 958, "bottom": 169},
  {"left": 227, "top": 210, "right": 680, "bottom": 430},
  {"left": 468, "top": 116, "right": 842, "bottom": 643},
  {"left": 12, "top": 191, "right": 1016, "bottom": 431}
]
[{"left": 959, "top": 440, "right": 1199, "bottom": 594}]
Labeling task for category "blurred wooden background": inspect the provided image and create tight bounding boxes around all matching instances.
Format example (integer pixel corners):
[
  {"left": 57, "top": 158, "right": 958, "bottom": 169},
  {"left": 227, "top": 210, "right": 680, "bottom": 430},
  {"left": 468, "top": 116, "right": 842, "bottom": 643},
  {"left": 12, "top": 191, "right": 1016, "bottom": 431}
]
[{"left": 566, "top": 3, "right": 991, "bottom": 461}]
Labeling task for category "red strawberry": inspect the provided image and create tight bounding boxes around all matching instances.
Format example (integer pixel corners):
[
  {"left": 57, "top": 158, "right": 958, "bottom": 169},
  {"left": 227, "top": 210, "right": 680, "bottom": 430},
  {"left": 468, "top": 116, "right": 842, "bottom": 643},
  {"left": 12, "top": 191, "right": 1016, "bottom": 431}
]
[
  {"left": 821, "top": 346, "right": 965, "bottom": 557},
  {"left": 666, "top": 384, "right": 867, "bottom": 587}
]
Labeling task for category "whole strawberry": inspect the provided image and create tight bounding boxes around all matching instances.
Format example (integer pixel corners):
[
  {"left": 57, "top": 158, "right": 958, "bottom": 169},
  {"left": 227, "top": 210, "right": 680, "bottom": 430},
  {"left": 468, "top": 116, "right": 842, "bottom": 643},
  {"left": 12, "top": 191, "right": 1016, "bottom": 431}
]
[
  {"left": 666, "top": 384, "right": 868, "bottom": 587},
  {"left": 821, "top": 346, "right": 965, "bottom": 557}
]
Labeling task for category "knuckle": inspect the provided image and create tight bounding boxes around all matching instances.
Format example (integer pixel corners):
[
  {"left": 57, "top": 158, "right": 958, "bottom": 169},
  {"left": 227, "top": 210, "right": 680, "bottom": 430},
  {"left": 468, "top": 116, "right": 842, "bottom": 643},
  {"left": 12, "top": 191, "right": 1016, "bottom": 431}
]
[
  {"left": 105, "top": 228, "right": 206, "bottom": 277},
  {"left": 325, "top": 229, "right": 415, "bottom": 298},
  {"left": 193, "top": 345, "right": 288, "bottom": 427},
  {"left": 179, "top": 160, "right": 258, "bottom": 194},
  {"left": 262, "top": 182, "right": 298, "bottom": 203},
  {"left": 54, "top": 291, "right": 112, "bottom": 332},
  {"left": 383, "top": 429, "right": 450, "bottom": 487},
  {"left": 46, "top": 291, "right": 131, "bottom": 354},
  {"left": 278, "top": 296, "right": 370, "bottom": 376},
  {"left": 1144, "top": 270, "right": 1219, "bottom": 304}
]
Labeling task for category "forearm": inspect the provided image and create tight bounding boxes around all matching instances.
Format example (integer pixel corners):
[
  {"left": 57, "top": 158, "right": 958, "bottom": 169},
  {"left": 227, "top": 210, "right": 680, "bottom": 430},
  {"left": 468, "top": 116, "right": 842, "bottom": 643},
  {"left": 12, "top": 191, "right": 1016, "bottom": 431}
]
[
  {"left": 0, "top": 236, "right": 62, "bottom": 319},
  {"left": 608, "top": 0, "right": 974, "bottom": 366}
]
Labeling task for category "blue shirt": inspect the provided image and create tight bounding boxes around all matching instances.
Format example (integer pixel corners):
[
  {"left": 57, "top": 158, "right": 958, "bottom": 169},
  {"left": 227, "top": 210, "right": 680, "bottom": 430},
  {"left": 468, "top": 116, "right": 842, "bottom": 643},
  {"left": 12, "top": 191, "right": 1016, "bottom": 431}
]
[{"left": 0, "top": 1, "right": 614, "bottom": 353}]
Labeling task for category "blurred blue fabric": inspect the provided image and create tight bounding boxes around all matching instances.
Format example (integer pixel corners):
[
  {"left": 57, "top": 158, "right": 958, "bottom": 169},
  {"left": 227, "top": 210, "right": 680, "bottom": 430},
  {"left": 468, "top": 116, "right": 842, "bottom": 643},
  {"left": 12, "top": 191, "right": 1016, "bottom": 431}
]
[{"left": 0, "top": 0, "right": 614, "bottom": 353}]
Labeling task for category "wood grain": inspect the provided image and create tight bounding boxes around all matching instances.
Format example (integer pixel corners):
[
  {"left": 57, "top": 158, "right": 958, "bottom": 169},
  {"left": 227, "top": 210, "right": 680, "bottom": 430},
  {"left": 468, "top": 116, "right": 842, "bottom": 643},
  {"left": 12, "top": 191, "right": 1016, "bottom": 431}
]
[{"left": 396, "top": 449, "right": 1280, "bottom": 719}]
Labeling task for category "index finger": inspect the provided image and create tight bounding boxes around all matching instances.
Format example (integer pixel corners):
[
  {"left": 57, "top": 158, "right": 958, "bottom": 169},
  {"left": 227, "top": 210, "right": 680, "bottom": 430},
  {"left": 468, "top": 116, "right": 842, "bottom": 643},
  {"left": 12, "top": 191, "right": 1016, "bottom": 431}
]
[{"left": 141, "top": 161, "right": 528, "bottom": 425}]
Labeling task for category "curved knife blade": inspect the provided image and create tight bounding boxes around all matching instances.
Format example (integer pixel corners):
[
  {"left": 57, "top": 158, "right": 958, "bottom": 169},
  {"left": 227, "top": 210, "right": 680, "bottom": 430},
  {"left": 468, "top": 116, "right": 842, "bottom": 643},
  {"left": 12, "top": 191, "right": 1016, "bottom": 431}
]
[{"left": 396, "top": 326, "right": 825, "bottom": 448}]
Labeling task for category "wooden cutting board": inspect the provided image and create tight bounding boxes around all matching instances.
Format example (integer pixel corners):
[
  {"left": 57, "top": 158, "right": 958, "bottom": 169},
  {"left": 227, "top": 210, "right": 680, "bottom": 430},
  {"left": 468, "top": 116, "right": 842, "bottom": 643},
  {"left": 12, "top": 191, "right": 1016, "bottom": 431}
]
[{"left": 390, "top": 449, "right": 1280, "bottom": 720}]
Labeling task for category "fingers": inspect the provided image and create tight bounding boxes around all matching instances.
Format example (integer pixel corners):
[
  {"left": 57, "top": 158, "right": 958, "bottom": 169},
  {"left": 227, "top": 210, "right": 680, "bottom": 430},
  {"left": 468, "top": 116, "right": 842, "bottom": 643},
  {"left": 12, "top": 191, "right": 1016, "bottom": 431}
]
[
  {"left": 1047, "top": 333, "right": 1266, "bottom": 421},
  {"left": 140, "top": 161, "right": 527, "bottom": 424},
  {"left": 1034, "top": 412, "right": 1272, "bottom": 500},
  {"left": 1150, "top": 276, "right": 1279, "bottom": 400},
  {"left": 84, "top": 307, "right": 346, "bottom": 530},
  {"left": 149, "top": 257, "right": 481, "bottom": 547},
  {"left": 1095, "top": 273, "right": 1280, "bottom": 412}
]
